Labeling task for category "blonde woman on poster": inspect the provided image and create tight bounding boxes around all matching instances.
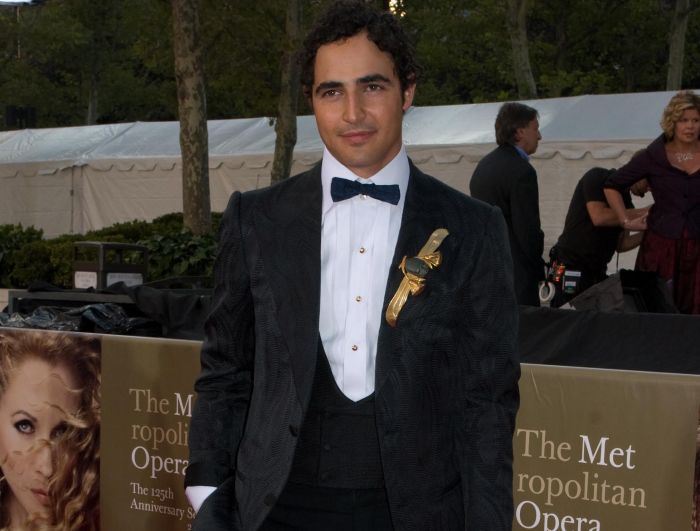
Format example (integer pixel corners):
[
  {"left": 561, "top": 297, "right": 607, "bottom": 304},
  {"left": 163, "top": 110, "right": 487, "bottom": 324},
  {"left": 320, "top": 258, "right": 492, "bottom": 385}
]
[{"left": 0, "top": 330, "right": 100, "bottom": 531}]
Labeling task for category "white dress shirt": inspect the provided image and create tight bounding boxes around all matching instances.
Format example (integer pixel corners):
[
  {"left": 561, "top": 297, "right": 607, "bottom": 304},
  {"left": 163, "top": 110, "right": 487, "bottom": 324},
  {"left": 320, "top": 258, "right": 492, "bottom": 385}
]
[
  {"left": 186, "top": 146, "right": 409, "bottom": 511},
  {"left": 319, "top": 146, "right": 408, "bottom": 401}
]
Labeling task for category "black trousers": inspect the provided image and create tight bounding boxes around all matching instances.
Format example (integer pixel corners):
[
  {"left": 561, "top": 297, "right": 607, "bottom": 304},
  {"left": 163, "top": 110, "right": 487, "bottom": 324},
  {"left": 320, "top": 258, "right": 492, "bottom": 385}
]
[{"left": 259, "top": 482, "right": 393, "bottom": 531}]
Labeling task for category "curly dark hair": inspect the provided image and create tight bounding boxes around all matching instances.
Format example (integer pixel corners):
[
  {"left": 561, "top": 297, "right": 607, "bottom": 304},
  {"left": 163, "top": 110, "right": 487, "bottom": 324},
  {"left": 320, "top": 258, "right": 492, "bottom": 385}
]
[
  {"left": 300, "top": 0, "right": 420, "bottom": 99},
  {"left": 495, "top": 102, "right": 539, "bottom": 146}
]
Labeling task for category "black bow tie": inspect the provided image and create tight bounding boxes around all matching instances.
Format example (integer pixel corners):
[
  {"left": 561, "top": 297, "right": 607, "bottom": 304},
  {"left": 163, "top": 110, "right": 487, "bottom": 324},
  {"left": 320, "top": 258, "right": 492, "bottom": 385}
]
[{"left": 330, "top": 177, "right": 400, "bottom": 205}]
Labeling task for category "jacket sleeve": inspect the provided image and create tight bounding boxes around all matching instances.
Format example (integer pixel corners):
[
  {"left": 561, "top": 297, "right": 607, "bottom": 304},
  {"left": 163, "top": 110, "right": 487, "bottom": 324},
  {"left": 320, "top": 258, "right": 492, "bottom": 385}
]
[
  {"left": 185, "top": 191, "right": 255, "bottom": 488},
  {"left": 458, "top": 206, "right": 520, "bottom": 529},
  {"left": 605, "top": 150, "right": 652, "bottom": 192},
  {"left": 510, "top": 165, "right": 545, "bottom": 274}
]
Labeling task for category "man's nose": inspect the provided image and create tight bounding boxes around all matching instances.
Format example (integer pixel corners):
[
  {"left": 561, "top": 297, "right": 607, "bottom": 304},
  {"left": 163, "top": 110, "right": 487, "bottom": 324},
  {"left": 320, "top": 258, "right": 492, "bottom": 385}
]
[{"left": 343, "top": 91, "right": 365, "bottom": 123}]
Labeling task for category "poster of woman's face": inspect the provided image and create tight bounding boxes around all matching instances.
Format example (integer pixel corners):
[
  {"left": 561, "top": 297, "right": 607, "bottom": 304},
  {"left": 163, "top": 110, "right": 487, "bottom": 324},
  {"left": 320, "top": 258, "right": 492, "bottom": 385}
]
[{"left": 0, "top": 329, "right": 100, "bottom": 531}]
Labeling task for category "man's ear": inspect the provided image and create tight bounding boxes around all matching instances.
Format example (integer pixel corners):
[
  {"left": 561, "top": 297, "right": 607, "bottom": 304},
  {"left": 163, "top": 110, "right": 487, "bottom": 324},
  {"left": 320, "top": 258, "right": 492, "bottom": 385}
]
[
  {"left": 402, "top": 83, "right": 416, "bottom": 112},
  {"left": 513, "top": 127, "right": 523, "bottom": 144}
]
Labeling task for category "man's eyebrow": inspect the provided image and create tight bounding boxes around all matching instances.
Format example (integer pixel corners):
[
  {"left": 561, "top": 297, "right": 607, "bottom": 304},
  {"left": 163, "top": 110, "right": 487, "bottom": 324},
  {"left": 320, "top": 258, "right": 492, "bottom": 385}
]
[{"left": 358, "top": 73, "right": 392, "bottom": 84}]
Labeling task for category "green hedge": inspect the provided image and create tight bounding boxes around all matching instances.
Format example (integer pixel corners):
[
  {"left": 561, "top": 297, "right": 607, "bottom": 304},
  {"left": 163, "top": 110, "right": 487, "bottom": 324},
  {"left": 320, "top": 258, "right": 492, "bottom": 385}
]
[
  {"left": 0, "top": 224, "right": 44, "bottom": 287},
  {"left": 0, "top": 213, "right": 223, "bottom": 289}
]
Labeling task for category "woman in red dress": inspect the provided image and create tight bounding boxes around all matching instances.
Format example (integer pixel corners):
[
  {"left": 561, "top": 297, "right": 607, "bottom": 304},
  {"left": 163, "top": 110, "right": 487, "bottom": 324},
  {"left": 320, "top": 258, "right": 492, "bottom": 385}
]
[{"left": 605, "top": 90, "right": 700, "bottom": 314}]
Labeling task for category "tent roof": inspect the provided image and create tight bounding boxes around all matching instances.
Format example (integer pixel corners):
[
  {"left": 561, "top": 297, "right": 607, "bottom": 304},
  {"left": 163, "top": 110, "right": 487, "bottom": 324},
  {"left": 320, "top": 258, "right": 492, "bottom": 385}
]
[{"left": 0, "top": 90, "right": 683, "bottom": 171}]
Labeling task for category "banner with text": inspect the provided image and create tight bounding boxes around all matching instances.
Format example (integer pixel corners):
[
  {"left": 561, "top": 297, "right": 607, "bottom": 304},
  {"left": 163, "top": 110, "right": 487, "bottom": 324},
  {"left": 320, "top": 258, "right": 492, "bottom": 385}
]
[
  {"left": 514, "top": 364, "right": 700, "bottom": 531},
  {"left": 3, "top": 326, "right": 697, "bottom": 531},
  {"left": 100, "top": 335, "right": 200, "bottom": 531}
]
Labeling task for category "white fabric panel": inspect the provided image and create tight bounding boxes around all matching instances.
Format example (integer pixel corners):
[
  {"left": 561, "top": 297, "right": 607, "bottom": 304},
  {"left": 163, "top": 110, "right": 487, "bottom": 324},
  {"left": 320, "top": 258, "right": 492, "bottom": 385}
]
[
  {"left": 0, "top": 170, "right": 73, "bottom": 237},
  {"left": 80, "top": 167, "right": 184, "bottom": 231}
]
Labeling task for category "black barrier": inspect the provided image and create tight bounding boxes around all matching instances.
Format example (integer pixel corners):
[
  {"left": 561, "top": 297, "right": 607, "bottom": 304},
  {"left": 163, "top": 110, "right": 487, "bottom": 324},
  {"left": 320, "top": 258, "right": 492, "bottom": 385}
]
[
  {"left": 5, "top": 285, "right": 700, "bottom": 374},
  {"left": 519, "top": 305, "right": 700, "bottom": 374}
]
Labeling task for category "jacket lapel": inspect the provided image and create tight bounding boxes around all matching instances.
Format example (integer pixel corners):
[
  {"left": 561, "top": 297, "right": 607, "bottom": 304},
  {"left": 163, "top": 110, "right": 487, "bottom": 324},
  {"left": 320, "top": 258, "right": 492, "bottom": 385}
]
[
  {"left": 252, "top": 166, "right": 322, "bottom": 408},
  {"left": 375, "top": 163, "right": 444, "bottom": 394}
]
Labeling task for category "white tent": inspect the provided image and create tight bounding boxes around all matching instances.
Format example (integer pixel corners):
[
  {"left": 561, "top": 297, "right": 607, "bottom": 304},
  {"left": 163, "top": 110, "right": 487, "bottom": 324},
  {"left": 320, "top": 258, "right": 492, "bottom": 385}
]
[{"left": 0, "top": 90, "right": 671, "bottom": 267}]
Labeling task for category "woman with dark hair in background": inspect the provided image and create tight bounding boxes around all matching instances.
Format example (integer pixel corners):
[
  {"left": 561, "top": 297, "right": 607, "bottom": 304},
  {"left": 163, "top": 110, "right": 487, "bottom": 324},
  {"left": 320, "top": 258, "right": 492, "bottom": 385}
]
[
  {"left": 605, "top": 90, "right": 700, "bottom": 314},
  {"left": 0, "top": 330, "right": 100, "bottom": 531}
]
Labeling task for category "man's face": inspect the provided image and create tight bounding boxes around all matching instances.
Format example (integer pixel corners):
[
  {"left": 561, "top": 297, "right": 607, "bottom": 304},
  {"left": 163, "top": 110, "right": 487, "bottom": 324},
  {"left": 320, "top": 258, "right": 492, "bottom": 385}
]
[
  {"left": 311, "top": 32, "right": 415, "bottom": 179},
  {"left": 515, "top": 118, "right": 541, "bottom": 155}
]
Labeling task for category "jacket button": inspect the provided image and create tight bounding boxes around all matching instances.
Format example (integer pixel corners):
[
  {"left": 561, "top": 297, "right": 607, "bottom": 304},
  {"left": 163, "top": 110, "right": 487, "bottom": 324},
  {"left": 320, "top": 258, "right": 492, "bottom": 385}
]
[
  {"left": 289, "top": 424, "right": 299, "bottom": 437},
  {"left": 264, "top": 493, "right": 277, "bottom": 507}
]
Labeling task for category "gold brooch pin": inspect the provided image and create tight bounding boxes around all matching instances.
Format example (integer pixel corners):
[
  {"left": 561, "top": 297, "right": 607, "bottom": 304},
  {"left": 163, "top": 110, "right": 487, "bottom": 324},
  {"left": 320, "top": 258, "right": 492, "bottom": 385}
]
[{"left": 385, "top": 228, "right": 449, "bottom": 327}]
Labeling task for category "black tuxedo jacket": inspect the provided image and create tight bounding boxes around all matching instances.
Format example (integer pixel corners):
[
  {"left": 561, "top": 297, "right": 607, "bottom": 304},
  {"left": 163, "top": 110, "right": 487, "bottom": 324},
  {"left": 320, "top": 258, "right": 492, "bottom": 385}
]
[
  {"left": 469, "top": 144, "right": 545, "bottom": 305},
  {"left": 186, "top": 161, "right": 520, "bottom": 530}
]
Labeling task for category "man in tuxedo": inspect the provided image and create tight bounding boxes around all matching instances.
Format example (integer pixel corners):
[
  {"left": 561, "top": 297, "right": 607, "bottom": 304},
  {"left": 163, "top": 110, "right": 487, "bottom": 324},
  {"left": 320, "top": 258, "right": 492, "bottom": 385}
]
[
  {"left": 185, "top": 2, "right": 520, "bottom": 530},
  {"left": 470, "top": 102, "right": 545, "bottom": 306}
]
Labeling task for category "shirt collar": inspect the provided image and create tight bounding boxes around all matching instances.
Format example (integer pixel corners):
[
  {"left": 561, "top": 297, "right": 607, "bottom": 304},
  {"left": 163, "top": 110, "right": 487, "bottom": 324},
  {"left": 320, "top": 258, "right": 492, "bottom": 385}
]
[
  {"left": 512, "top": 144, "right": 530, "bottom": 161},
  {"left": 321, "top": 146, "right": 409, "bottom": 217}
]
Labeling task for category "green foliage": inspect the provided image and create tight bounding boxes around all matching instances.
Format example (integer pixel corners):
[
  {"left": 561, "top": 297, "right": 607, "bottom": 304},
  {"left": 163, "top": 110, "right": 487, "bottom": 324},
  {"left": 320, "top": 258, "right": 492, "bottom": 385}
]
[
  {"left": 211, "top": 212, "right": 223, "bottom": 232},
  {"left": 0, "top": 213, "right": 223, "bottom": 289},
  {"left": 139, "top": 230, "right": 218, "bottom": 281},
  {"left": 7, "top": 240, "right": 53, "bottom": 288},
  {"left": 149, "top": 213, "right": 187, "bottom": 234},
  {"left": 404, "top": 0, "right": 700, "bottom": 102},
  {"left": 526, "top": 0, "right": 671, "bottom": 97},
  {"left": 6, "top": 233, "right": 80, "bottom": 288},
  {"left": 200, "top": 1, "right": 286, "bottom": 118},
  {"left": 0, "top": 224, "right": 43, "bottom": 287},
  {"left": 1, "top": 0, "right": 700, "bottom": 128},
  {"left": 404, "top": 0, "right": 515, "bottom": 105},
  {"left": 47, "top": 237, "right": 81, "bottom": 289},
  {"left": 85, "top": 220, "right": 154, "bottom": 242}
]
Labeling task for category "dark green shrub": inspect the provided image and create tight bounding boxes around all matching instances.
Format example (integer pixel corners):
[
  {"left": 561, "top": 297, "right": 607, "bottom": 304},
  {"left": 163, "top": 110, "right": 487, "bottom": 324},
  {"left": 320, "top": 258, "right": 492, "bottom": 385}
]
[
  {"left": 86, "top": 220, "right": 154, "bottom": 242},
  {"left": 3, "top": 213, "right": 223, "bottom": 288},
  {"left": 150, "top": 212, "right": 185, "bottom": 233},
  {"left": 211, "top": 212, "right": 223, "bottom": 233},
  {"left": 148, "top": 212, "right": 222, "bottom": 236},
  {"left": 8, "top": 241, "right": 53, "bottom": 288},
  {"left": 140, "top": 230, "right": 217, "bottom": 281},
  {"left": 0, "top": 224, "right": 43, "bottom": 287},
  {"left": 48, "top": 236, "right": 83, "bottom": 288}
]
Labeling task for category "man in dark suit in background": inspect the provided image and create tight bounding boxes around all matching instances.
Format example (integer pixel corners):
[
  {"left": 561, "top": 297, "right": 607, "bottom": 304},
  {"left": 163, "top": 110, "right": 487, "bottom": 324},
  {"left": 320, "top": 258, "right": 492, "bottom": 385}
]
[
  {"left": 185, "top": 2, "right": 520, "bottom": 530},
  {"left": 470, "top": 102, "right": 545, "bottom": 306}
]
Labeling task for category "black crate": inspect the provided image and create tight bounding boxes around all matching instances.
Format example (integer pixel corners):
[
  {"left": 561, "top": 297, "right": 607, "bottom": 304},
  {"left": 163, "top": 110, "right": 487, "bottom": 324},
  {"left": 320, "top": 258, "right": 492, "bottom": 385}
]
[{"left": 73, "top": 241, "right": 148, "bottom": 290}]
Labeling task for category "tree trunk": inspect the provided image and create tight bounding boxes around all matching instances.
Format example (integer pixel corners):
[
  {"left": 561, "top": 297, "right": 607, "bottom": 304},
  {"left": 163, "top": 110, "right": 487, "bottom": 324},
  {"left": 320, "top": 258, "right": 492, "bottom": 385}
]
[
  {"left": 666, "top": 0, "right": 690, "bottom": 90},
  {"left": 172, "top": 0, "right": 211, "bottom": 235},
  {"left": 271, "top": 0, "right": 302, "bottom": 184},
  {"left": 86, "top": 71, "right": 98, "bottom": 125},
  {"left": 506, "top": 0, "right": 538, "bottom": 100}
]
